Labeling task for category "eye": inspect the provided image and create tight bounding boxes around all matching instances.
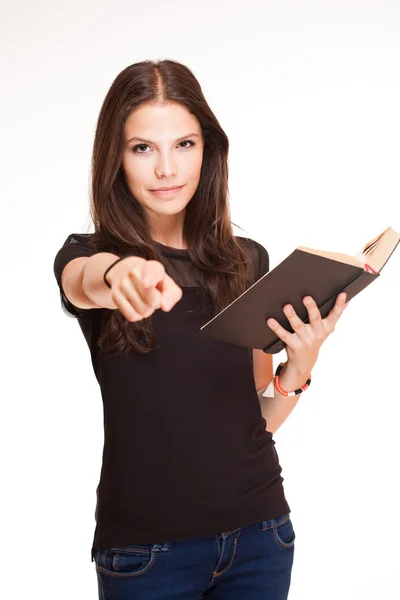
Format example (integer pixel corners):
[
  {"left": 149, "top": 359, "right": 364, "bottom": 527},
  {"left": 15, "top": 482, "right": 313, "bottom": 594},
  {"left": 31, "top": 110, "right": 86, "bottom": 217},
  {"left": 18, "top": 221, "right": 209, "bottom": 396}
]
[
  {"left": 132, "top": 143, "right": 150, "bottom": 154},
  {"left": 131, "top": 140, "right": 196, "bottom": 154},
  {"left": 179, "top": 140, "right": 195, "bottom": 149}
]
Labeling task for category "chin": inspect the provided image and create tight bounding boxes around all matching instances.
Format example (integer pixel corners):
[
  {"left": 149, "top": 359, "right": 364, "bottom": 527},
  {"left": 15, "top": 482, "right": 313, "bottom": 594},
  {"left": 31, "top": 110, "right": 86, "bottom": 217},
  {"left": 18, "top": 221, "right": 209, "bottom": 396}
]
[{"left": 159, "top": 200, "right": 190, "bottom": 213}]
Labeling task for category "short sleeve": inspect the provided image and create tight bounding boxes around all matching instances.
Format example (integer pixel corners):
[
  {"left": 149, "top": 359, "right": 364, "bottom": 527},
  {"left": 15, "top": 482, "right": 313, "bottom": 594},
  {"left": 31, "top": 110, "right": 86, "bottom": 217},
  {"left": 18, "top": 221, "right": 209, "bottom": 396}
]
[
  {"left": 252, "top": 240, "right": 270, "bottom": 281},
  {"left": 235, "top": 236, "right": 270, "bottom": 285},
  {"left": 53, "top": 233, "right": 96, "bottom": 318}
]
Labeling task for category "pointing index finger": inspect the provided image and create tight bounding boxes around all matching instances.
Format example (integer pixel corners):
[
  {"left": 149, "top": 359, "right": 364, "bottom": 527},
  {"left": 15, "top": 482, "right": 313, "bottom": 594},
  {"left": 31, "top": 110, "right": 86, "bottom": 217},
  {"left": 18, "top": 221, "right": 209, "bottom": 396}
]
[{"left": 152, "top": 272, "right": 183, "bottom": 311}]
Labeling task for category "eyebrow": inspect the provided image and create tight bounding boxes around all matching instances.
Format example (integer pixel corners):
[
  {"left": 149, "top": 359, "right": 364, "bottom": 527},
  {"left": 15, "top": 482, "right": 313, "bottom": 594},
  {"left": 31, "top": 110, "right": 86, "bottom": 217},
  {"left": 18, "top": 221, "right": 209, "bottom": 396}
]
[{"left": 126, "top": 132, "right": 201, "bottom": 145}]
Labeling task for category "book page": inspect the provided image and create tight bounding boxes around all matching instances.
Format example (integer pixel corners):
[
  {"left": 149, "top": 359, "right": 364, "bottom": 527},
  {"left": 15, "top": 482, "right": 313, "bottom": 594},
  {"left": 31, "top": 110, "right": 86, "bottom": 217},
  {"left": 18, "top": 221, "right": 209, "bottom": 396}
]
[
  {"left": 359, "top": 227, "right": 400, "bottom": 272},
  {"left": 299, "top": 226, "right": 400, "bottom": 273}
]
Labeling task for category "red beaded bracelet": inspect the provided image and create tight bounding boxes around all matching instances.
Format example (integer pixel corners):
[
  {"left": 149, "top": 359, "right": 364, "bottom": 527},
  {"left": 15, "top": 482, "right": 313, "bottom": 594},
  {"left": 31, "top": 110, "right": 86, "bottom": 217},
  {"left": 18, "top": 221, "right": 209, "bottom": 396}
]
[{"left": 262, "top": 362, "right": 312, "bottom": 398}]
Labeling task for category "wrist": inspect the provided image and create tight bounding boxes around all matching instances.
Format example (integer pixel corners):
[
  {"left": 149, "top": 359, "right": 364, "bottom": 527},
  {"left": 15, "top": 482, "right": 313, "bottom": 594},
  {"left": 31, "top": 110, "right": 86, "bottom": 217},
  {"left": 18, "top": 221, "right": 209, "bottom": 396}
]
[
  {"left": 262, "top": 360, "right": 312, "bottom": 399},
  {"left": 278, "top": 361, "right": 312, "bottom": 391}
]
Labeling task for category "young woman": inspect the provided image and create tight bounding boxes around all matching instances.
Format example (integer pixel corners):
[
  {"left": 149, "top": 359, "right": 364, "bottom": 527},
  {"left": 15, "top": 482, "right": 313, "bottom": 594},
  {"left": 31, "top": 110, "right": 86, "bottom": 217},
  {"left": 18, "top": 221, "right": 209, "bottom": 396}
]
[{"left": 54, "top": 59, "right": 347, "bottom": 600}]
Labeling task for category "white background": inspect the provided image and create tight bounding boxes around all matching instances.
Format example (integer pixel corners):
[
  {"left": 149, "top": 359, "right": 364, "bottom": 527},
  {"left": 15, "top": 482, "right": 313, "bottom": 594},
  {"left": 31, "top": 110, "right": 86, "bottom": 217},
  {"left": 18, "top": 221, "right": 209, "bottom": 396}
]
[{"left": 1, "top": 1, "right": 400, "bottom": 598}]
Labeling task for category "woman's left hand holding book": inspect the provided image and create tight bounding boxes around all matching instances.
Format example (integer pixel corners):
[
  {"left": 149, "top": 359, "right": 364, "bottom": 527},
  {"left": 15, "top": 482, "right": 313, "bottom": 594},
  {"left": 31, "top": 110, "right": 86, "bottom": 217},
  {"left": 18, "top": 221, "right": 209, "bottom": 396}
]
[{"left": 266, "top": 292, "right": 349, "bottom": 384}]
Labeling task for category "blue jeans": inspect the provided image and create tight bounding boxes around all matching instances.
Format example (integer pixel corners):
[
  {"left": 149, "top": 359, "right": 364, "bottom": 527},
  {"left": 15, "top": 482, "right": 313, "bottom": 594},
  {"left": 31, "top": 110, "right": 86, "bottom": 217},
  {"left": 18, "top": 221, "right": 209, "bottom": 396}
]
[{"left": 93, "top": 513, "right": 295, "bottom": 599}]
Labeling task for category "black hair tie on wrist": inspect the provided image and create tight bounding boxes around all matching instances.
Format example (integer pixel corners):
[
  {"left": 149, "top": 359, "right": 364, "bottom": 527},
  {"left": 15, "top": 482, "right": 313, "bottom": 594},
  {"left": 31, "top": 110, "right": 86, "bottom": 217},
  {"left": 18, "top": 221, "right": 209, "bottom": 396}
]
[{"left": 103, "top": 256, "right": 135, "bottom": 289}]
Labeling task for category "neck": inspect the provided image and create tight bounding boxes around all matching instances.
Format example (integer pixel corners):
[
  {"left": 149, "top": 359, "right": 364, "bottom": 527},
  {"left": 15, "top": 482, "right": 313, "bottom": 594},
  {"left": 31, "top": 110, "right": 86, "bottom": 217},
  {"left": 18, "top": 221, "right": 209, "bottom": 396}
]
[{"left": 149, "top": 212, "right": 188, "bottom": 249}]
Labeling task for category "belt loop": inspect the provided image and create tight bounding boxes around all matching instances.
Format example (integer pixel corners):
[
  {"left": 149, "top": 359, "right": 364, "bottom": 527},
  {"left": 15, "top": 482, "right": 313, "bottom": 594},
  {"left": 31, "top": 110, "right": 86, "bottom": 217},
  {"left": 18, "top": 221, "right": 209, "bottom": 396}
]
[{"left": 152, "top": 542, "right": 171, "bottom": 552}]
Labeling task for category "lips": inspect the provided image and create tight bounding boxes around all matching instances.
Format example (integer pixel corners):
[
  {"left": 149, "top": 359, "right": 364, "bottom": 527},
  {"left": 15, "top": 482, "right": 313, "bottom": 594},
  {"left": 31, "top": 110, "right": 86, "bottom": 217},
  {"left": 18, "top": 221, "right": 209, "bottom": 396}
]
[
  {"left": 151, "top": 186, "right": 182, "bottom": 191},
  {"left": 149, "top": 185, "right": 184, "bottom": 198}
]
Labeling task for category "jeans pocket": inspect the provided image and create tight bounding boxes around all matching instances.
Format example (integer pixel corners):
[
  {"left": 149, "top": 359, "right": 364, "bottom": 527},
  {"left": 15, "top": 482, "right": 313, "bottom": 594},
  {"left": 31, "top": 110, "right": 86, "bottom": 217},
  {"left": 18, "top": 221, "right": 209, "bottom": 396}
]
[
  {"left": 273, "top": 514, "right": 296, "bottom": 549},
  {"left": 96, "top": 545, "right": 156, "bottom": 578}
]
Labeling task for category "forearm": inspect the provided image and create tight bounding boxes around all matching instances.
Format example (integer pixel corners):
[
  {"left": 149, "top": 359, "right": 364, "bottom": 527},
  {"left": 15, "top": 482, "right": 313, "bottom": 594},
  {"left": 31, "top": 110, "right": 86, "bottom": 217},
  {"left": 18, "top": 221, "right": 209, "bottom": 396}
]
[
  {"left": 258, "top": 362, "right": 311, "bottom": 434},
  {"left": 82, "top": 252, "right": 121, "bottom": 309}
]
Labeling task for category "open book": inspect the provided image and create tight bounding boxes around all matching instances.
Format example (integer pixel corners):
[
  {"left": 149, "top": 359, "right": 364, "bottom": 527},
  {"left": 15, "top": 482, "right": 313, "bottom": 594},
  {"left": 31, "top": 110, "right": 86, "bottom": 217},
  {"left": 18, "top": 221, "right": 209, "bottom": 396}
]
[{"left": 195, "top": 226, "right": 400, "bottom": 354}]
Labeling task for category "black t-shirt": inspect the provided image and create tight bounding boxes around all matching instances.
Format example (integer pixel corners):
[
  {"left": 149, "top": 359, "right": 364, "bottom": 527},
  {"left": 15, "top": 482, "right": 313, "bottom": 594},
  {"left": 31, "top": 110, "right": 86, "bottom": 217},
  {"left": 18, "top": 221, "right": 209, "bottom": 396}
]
[{"left": 53, "top": 233, "right": 290, "bottom": 562}]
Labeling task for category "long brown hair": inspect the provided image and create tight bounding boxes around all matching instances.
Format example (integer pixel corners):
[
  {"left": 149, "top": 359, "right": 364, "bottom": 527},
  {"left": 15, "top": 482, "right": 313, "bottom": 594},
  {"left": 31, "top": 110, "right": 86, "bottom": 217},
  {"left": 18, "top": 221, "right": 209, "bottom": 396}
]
[{"left": 88, "top": 59, "right": 254, "bottom": 355}]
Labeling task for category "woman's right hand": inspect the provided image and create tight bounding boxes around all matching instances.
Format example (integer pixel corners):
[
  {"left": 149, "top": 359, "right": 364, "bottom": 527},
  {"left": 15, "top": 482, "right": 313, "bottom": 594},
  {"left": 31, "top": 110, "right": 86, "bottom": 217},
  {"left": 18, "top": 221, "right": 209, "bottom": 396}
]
[{"left": 106, "top": 256, "right": 183, "bottom": 322}]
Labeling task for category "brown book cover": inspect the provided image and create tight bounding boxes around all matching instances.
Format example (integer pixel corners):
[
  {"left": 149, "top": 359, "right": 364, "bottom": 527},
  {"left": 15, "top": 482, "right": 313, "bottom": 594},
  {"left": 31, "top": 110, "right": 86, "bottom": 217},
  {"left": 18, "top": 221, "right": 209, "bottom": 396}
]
[{"left": 195, "top": 227, "right": 399, "bottom": 354}]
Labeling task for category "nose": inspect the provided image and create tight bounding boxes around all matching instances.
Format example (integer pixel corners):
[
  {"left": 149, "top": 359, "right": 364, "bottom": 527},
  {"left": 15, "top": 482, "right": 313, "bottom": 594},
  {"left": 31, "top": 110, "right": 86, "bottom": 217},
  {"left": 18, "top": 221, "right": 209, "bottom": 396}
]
[{"left": 155, "top": 152, "right": 177, "bottom": 178}]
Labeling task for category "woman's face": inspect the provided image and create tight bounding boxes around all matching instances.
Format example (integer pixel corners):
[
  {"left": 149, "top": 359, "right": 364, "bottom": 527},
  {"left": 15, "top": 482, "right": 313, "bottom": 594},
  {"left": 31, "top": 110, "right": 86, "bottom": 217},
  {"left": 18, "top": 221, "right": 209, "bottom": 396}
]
[{"left": 121, "top": 101, "right": 204, "bottom": 225}]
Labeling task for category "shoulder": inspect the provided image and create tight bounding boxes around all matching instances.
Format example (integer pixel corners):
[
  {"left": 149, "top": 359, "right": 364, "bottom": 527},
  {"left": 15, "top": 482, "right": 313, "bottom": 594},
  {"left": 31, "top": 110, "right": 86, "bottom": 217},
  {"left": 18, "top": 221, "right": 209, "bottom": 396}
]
[
  {"left": 55, "top": 232, "right": 96, "bottom": 259},
  {"left": 235, "top": 234, "right": 269, "bottom": 255},
  {"left": 61, "top": 232, "right": 95, "bottom": 249}
]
